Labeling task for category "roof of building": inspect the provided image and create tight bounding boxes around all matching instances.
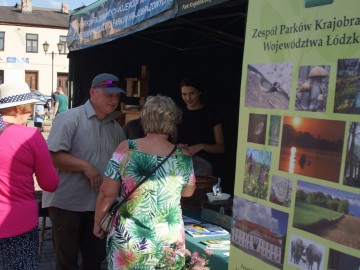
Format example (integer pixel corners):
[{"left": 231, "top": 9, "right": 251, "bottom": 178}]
[
  {"left": 233, "top": 219, "right": 282, "bottom": 246},
  {"left": 0, "top": 5, "right": 70, "bottom": 29}
]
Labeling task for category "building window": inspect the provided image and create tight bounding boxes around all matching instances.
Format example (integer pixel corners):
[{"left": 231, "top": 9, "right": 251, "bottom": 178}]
[
  {"left": 0, "top": 32, "right": 4, "bottom": 51},
  {"left": 26, "top": 33, "right": 38, "bottom": 53},
  {"left": 59, "top": 35, "right": 67, "bottom": 54}
]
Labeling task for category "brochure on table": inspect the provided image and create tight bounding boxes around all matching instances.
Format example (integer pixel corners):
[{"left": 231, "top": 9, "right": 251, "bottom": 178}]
[
  {"left": 185, "top": 223, "right": 230, "bottom": 238},
  {"left": 229, "top": 0, "right": 360, "bottom": 269},
  {"left": 201, "top": 238, "right": 231, "bottom": 250}
]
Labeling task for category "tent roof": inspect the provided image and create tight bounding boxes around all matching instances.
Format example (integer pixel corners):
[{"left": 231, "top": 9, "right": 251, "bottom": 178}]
[
  {"left": 67, "top": 0, "right": 247, "bottom": 52},
  {"left": 134, "top": 1, "right": 246, "bottom": 53}
]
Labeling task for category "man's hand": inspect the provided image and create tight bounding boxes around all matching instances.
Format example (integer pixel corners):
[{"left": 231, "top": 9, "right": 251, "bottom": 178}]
[{"left": 83, "top": 163, "right": 102, "bottom": 191}]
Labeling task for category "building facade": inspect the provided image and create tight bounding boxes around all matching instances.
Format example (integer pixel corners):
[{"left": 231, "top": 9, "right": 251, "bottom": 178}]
[
  {"left": 0, "top": 0, "right": 70, "bottom": 96},
  {"left": 231, "top": 219, "right": 283, "bottom": 266}
]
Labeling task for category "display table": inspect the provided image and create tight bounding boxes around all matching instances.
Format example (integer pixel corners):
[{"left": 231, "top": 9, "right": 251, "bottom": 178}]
[{"left": 183, "top": 209, "right": 230, "bottom": 269}]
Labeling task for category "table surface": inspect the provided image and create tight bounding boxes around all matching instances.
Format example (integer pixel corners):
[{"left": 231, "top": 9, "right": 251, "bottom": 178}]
[{"left": 183, "top": 209, "right": 230, "bottom": 269}]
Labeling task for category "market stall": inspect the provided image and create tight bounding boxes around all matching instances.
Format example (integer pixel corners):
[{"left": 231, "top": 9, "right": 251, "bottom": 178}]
[{"left": 66, "top": 0, "right": 248, "bottom": 194}]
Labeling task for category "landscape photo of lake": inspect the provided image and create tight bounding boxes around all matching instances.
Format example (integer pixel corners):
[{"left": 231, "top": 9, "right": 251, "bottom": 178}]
[
  {"left": 279, "top": 116, "right": 345, "bottom": 183},
  {"left": 294, "top": 181, "right": 360, "bottom": 250}
]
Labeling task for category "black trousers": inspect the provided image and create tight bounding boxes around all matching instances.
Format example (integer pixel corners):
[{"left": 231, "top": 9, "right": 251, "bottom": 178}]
[{"left": 48, "top": 207, "right": 106, "bottom": 270}]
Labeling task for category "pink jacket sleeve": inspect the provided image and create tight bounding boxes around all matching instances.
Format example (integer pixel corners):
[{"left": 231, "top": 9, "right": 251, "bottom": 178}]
[{"left": 32, "top": 131, "right": 59, "bottom": 192}]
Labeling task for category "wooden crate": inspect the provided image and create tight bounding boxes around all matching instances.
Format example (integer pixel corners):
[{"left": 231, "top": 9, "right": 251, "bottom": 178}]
[{"left": 201, "top": 207, "right": 232, "bottom": 231}]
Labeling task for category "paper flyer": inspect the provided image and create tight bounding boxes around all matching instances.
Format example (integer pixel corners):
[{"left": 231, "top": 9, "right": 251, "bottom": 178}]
[{"left": 230, "top": 0, "right": 360, "bottom": 269}]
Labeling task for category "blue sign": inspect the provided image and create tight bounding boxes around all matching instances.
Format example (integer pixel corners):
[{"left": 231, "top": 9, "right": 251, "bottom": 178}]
[
  {"left": 6, "top": 57, "right": 29, "bottom": 63},
  {"left": 68, "top": 0, "right": 176, "bottom": 51}
]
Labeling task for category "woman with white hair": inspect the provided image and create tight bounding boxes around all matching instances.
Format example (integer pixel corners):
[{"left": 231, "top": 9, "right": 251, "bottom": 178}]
[
  {"left": 0, "top": 81, "right": 59, "bottom": 269},
  {"left": 93, "top": 95, "right": 196, "bottom": 269}
]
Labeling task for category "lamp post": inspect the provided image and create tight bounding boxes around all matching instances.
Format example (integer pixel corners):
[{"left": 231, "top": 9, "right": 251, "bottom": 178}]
[{"left": 42, "top": 41, "right": 64, "bottom": 97}]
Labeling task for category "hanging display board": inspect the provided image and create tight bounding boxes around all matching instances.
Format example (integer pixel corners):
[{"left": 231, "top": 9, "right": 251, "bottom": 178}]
[{"left": 229, "top": 0, "right": 360, "bottom": 269}]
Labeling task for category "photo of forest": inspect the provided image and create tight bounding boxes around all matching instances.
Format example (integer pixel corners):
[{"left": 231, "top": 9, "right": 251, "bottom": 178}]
[
  {"left": 334, "top": 58, "right": 360, "bottom": 114},
  {"left": 243, "top": 148, "right": 271, "bottom": 200},
  {"left": 279, "top": 116, "right": 345, "bottom": 182},
  {"left": 294, "top": 181, "right": 360, "bottom": 249},
  {"left": 344, "top": 122, "right": 360, "bottom": 188},
  {"left": 268, "top": 115, "right": 281, "bottom": 146},
  {"left": 328, "top": 249, "right": 360, "bottom": 270}
]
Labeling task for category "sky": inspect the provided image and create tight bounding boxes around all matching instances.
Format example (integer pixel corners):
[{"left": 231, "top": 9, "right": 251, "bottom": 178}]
[
  {"left": 0, "top": 0, "right": 96, "bottom": 10},
  {"left": 233, "top": 195, "right": 289, "bottom": 236}
]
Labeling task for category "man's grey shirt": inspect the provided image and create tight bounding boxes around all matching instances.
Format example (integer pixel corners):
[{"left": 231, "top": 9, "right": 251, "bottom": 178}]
[{"left": 42, "top": 100, "right": 126, "bottom": 211}]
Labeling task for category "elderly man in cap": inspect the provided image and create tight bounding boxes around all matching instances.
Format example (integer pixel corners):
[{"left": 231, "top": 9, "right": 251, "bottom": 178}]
[{"left": 42, "top": 73, "right": 127, "bottom": 270}]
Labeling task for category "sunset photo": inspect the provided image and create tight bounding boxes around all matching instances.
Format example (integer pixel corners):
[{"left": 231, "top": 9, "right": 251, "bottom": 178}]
[{"left": 279, "top": 116, "right": 345, "bottom": 182}]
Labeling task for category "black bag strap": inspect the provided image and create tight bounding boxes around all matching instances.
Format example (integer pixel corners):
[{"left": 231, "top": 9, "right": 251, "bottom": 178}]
[
  {"left": 0, "top": 123, "right": 13, "bottom": 136},
  {"left": 109, "top": 144, "right": 177, "bottom": 215}
]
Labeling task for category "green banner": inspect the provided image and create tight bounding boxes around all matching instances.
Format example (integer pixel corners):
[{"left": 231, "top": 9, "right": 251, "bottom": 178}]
[{"left": 230, "top": 0, "right": 360, "bottom": 269}]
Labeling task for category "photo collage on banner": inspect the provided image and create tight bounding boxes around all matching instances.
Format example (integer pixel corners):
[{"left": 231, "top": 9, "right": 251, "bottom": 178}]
[{"left": 229, "top": 0, "right": 360, "bottom": 269}]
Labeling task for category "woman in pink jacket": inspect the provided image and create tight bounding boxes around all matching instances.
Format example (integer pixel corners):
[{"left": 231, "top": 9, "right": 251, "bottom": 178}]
[{"left": 0, "top": 81, "right": 59, "bottom": 269}]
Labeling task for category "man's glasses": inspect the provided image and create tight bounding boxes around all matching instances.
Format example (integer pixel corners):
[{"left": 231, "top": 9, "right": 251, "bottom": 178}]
[{"left": 96, "top": 80, "right": 121, "bottom": 88}]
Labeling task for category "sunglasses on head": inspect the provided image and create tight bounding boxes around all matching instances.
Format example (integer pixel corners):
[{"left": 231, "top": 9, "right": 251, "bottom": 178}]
[{"left": 96, "top": 80, "right": 121, "bottom": 88}]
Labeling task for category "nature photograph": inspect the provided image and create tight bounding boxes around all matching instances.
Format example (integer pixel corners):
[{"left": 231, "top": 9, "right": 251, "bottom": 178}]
[
  {"left": 294, "top": 181, "right": 360, "bottom": 249},
  {"left": 327, "top": 249, "right": 360, "bottom": 270},
  {"left": 288, "top": 234, "right": 325, "bottom": 270},
  {"left": 279, "top": 116, "right": 345, "bottom": 182},
  {"left": 334, "top": 58, "right": 360, "bottom": 114},
  {"left": 232, "top": 196, "right": 288, "bottom": 269},
  {"left": 245, "top": 62, "right": 292, "bottom": 109},
  {"left": 247, "top": 113, "right": 267, "bottom": 145},
  {"left": 344, "top": 122, "right": 360, "bottom": 188},
  {"left": 243, "top": 147, "right": 271, "bottom": 200},
  {"left": 295, "top": 65, "right": 330, "bottom": 112},
  {"left": 268, "top": 115, "right": 282, "bottom": 146},
  {"left": 270, "top": 175, "right": 293, "bottom": 208}
]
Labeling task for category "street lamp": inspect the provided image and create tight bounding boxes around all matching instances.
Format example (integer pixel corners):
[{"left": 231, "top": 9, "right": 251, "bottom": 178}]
[{"left": 42, "top": 41, "right": 64, "bottom": 97}]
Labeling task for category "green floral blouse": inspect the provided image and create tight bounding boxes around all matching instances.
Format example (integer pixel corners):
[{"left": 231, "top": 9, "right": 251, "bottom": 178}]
[{"left": 104, "top": 140, "right": 196, "bottom": 269}]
